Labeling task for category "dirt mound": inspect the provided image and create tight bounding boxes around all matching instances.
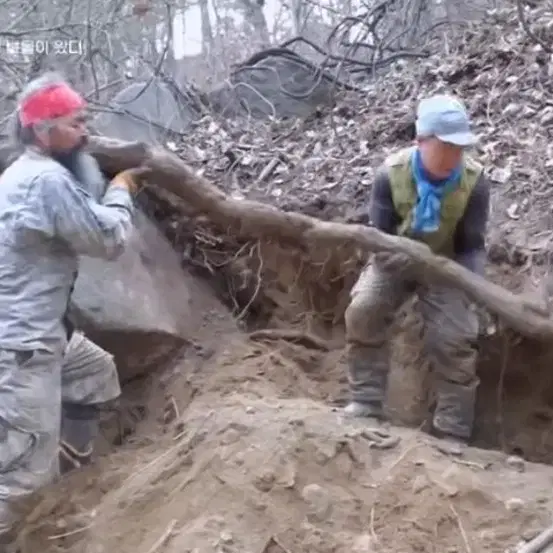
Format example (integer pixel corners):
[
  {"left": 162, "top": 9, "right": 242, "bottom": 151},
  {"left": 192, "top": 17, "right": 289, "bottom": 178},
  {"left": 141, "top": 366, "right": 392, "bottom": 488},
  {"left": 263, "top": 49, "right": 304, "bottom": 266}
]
[
  {"left": 13, "top": 262, "right": 553, "bottom": 553},
  {"left": 16, "top": 326, "right": 553, "bottom": 553},
  {"left": 12, "top": 268, "right": 553, "bottom": 551}
]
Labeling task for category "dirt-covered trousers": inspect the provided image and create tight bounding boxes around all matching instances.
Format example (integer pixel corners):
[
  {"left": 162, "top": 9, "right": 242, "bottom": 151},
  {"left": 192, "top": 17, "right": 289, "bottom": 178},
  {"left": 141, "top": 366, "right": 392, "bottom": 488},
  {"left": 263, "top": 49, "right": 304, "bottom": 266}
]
[
  {"left": 0, "top": 331, "right": 121, "bottom": 538},
  {"left": 345, "top": 262, "right": 480, "bottom": 439}
]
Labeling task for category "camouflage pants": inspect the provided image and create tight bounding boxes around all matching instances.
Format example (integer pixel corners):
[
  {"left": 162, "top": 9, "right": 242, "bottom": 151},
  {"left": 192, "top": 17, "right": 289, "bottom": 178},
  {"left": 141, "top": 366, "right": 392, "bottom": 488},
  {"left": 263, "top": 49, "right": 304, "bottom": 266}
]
[
  {"left": 0, "top": 331, "right": 121, "bottom": 539},
  {"left": 344, "top": 262, "right": 479, "bottom": 439}
]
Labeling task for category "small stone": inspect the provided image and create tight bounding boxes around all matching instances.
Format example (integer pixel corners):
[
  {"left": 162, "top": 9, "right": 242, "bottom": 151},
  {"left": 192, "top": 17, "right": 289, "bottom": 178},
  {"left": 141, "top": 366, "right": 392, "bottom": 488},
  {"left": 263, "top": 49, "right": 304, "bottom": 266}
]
[
  {"left": 254, "top": 469, "right": 275, "bottom": 492},
  {"left": 245, "top": 406, "right": 255, "bottom": 414},
  {"left": 506, "top": 455, "right": 525, "bottom": 472},
  {"left": 220, "top": 428, "right": 241, "bottom": 445},
  {"left": 479, "top": 529, "right": 495, "bottom": 540},
  {"left": 522, "top": 527, "right": 542, "bottom": 541},
  {"left": 412, "top": 475, "right": 430, "bottom": 494},
  {"left": 301, "top": 483, "right": 333, "bottom": 522},
  {"left": 277, "top": 462, "right": 297, "bottom": 489},
  {"left": 210, "top": 515, "right": 225, "bottom": 526},
  {"left": 334, "top": 451, "right": 354, "bottom": 477},
  {"left": 351, "top": 533, "right": 377, "bottom": 553},
  {"left": 219, "top": 531, "right": 233, "bottom": 544},
  {"left": 234, "top": 452, "right": 245, "bottom": 466},
  {"left": 437, "top": 465, "right": 460, "bottom": 497},
  {"left": 314, "top": 441, "right": 338, "bottom": 464},
  {"left": 247, "top": 497, "right": 268, "bottom": 511},
  {"left": 314, "top": 450, "right": 330, "bottom": 465},
  {"left": 505, "top": 497, "right": 524, "bottom": 512}
]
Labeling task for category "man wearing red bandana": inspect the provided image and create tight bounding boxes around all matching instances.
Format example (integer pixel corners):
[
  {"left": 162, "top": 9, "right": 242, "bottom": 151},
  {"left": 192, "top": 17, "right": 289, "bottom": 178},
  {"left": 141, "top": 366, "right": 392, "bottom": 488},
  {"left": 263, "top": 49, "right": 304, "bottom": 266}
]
[{"left": 0, "top": 72, "right": 145, "bottom": 546}]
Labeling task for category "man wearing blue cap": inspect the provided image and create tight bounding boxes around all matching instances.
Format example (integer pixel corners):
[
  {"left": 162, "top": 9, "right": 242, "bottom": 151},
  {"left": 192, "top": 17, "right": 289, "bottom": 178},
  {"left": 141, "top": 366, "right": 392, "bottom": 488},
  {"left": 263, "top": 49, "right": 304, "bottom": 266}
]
[{"left": 344, "top": 94, "right": 490, "bottom": 445}]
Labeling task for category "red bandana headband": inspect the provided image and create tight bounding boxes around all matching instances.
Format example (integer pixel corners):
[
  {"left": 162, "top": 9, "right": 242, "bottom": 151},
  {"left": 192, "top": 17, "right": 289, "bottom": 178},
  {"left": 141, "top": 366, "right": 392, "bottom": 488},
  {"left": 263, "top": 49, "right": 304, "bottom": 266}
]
[{"left": 19, "top": 83, "right": 86, "bottom": 128}]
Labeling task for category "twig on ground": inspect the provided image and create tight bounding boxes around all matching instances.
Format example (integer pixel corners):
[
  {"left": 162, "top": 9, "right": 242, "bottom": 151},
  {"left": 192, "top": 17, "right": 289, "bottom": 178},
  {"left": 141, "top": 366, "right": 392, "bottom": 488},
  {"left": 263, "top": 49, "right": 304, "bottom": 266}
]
[
  {"left": 449, "top": 503, "right": 472, "bottom": 553},
  {"left": 47, "top": 523, "right": 93, "bottom": 540},
  {"left": 145, "top": 519, "right": 177, "bottom": 553},
  {"left": 369, "top": 506, "right": 379, "bottom": 543}
]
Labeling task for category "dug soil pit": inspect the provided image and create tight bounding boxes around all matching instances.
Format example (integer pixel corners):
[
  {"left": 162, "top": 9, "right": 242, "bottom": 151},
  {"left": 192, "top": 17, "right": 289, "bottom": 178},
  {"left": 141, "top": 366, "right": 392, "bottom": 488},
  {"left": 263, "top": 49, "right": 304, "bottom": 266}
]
[{"left": 12, "top": 264, "right": 553, "bottom": 553}]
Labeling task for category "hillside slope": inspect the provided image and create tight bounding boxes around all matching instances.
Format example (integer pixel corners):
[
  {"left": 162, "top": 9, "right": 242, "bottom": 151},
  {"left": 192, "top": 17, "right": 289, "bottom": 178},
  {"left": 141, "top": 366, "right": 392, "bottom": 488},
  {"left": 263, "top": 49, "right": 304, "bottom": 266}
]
[{"left": 172, "top": 7, "right": 553, "bottom": 285}]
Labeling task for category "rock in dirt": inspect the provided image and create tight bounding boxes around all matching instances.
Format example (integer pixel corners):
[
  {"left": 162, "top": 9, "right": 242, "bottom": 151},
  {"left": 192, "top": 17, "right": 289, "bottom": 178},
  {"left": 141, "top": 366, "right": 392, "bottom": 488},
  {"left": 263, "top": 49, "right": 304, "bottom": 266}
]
[
  {"left": 93, "top": 78, "right": 201, "bottom": 143},
  {"left": 301, "top": 483, "right": 333, "bottom": 522},
  {"left": 506, "top": 455, "right": 526, "bottom": 473},
  {"left": 208, "top": 48, "right": 336, "bottom": 119},
  {"left": 69, "top": 210, "right": 191, "bottom": 382},
  {"left": 351, "top": 534, "right": 378, "bottom": 553},
  {"left": 412, "top": 474, "right": 431, "bottom": 494},
  {"left": 505, "top": 497, "right": 525, "bottom": 511}
]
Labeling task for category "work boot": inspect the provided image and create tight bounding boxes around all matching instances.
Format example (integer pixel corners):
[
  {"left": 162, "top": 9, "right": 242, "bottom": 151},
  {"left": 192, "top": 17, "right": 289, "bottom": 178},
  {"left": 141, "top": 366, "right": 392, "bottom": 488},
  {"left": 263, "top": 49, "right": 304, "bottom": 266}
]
[
  {"left": 432, "top": 379, "right": 477, "bottom": 444},
  {"left": 59, "top": 404, "right": 100, "bottom": 474},
  {"left": 345, "top": 345, "right": 388, "bottom": 420}
]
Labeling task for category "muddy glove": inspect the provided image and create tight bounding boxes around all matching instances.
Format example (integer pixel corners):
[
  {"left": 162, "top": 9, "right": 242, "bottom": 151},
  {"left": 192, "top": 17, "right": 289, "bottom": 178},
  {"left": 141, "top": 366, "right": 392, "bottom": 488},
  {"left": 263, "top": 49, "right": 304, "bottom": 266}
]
[{"left": 111, "top": 167, "right": 150, "bottom": 194}]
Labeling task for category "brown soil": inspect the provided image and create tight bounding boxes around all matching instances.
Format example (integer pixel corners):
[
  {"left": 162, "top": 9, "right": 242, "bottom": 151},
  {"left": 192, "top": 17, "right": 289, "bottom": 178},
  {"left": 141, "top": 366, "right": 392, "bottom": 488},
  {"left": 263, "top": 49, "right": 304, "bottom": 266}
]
[{"left": 11, "top": 267, "right": 553, "bottom": 553}]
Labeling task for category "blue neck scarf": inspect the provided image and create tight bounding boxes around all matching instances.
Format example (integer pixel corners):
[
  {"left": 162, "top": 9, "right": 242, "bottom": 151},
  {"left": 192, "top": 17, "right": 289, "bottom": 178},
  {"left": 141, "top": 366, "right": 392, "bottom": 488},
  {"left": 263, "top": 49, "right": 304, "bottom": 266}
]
[{"left": 411, "top": 148, "right": 461, "bottom": 234}]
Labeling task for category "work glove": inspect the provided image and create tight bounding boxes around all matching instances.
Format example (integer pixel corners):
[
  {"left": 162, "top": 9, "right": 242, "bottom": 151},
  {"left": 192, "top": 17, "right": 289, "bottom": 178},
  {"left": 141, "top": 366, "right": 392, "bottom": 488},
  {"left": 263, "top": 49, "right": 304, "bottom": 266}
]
[{"left": 111, "top": 167, "right": 150, "bottom": 194}]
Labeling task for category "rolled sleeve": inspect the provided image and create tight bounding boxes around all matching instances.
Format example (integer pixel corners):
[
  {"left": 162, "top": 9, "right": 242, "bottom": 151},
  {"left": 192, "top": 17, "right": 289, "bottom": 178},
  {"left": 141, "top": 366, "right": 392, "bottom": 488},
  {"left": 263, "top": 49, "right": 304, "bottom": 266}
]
[
  {"left": 453, "top": 173, "right": 490, "bottom": 275},
  {"left": 369, "top": 168, "right": 400, "bottom": 234},
  {"left": 33, "top": 172, "right": 135, "bottom": 260}
]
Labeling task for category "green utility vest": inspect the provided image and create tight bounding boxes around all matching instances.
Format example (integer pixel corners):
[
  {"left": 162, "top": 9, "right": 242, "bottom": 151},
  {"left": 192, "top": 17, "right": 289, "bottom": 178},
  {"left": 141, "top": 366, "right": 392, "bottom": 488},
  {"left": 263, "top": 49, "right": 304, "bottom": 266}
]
[{"left": 385, "top": 146, "right": 483, "bottom": 256}]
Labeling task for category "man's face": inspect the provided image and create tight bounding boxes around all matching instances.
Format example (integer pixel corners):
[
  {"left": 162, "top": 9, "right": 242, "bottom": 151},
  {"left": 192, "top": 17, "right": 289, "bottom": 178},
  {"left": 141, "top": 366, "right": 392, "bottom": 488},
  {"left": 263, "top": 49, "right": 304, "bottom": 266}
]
[
  {"left": 37, "top": 110, "right": 88, "bottom": 155},
  {"left": 418, "top": 137, "right": 463, "bottom": 179}
]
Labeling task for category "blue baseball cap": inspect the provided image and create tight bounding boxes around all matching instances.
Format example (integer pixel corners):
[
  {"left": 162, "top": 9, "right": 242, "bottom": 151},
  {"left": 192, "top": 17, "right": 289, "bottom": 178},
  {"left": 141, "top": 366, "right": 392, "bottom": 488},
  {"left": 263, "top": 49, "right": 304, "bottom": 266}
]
[{"left": 415, "top": 94, "right": 476, "bottom": 146}]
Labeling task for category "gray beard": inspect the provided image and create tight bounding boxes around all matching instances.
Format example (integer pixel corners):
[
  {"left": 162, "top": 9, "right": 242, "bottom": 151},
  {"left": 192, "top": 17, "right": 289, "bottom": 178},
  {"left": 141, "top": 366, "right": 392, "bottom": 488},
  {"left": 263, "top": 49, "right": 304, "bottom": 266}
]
[{"left": 53, "top": 149, "right": 106, "bottom": 200}]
